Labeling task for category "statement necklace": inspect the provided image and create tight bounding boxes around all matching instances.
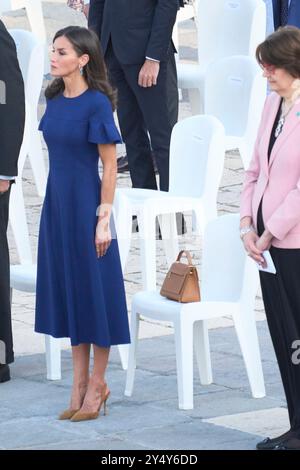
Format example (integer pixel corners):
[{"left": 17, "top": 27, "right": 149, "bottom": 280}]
[{"left": 275, "top": 93, "right": 300, "bottom": 138}]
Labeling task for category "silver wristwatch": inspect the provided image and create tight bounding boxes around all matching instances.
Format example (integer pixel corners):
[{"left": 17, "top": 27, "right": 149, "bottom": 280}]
[{"left": 240, "top": 225, "right": 255, "bottom": 240}]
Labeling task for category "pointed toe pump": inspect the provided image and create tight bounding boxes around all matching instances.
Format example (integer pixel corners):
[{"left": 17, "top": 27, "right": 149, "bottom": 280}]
[{"left": 71, "top": 384, "right": 110, "bottom": 423}]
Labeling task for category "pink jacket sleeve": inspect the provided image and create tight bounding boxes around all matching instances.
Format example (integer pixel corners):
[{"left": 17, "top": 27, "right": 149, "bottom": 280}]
[
  {"left": 239, "top": 133, "right": 261, "bottom": 220},
  {"left": 266, "top": 178, "right": 300, "bottom": 240},
  {"left": 239, "top": 98, "right": 269, "bottom": 221}
]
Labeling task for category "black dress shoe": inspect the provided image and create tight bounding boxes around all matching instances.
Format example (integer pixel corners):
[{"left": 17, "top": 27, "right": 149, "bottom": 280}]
[
  {"left": 0, "top": 364, "right": 10, "bottom": 383},
  {"left": 256, "top": 430, "right": 297, "bottom": 450},
  {"left": 274, "top": 437, "right": 300, "bottom": 450}
]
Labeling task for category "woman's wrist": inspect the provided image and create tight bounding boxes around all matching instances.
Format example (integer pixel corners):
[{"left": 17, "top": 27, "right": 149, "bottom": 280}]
[
  {"left": 240, "top": 225, "right": 255, "bottom": 240},
  {"left": 240, "top": 216, "right": 253, "bottom": 229},
  {"left": 261, "top": 229, "right": 273, "bottom": 243},
  {"left": 97, "top": 202, "right": 112, "bottom": 224}
]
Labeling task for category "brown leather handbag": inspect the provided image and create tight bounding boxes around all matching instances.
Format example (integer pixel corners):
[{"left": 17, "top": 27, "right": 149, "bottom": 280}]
[{"left": 160, "top": 250, "right": 201, "bottom": 303}]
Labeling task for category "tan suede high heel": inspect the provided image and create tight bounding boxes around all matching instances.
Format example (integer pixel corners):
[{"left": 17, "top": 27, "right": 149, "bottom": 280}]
[
  {"left": 70, "top": 384, "right": 110, "bottom": 422},
  {"left": 58, "top": 408, "right": 80, "bottom": 420},
  {"left": 58, "top": 385, "right": 88, "bottom": 420}
]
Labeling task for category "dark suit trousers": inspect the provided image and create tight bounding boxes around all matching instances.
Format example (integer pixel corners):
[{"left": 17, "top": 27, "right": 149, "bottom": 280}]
[
  {"left": 105, "top": 43, "right": 178, "bottom": 192},
  {"left": 257, "top": 204, "right": 300, "bottom": 433},
  {"left": 0, "top": 185, "right": 14, "bottom": 364}
]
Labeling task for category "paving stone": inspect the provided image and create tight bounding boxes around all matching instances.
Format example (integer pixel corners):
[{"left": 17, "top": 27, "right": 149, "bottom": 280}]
[
  {"left": 19, "top": 438, "right": 151, "bottom": 451},
  {"left": 203, "top": 407, "right": 290, "bottom": 440},
  {"left": 117, "top": 421, "right": 260, "bottom": 451}
]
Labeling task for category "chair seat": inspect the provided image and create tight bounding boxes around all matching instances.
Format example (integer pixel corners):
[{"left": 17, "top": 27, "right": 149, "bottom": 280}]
[
  {"left": 117, "top": 188, "right": 199, "bottom": 212},
  {"left": 10, "top": 263, "right": 37, "bottom": 292},
  {"left": 132, "top": 290, "right": 239, "bottom": 322}
]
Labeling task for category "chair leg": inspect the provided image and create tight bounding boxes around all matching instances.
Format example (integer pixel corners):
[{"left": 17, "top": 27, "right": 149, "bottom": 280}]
[
  {"left": 238, "top": 142, "right": 251, "bottom": 171},
  {"left": 159, "top": 213, "right": 179, "bottom": 266},
  {"left": 233, "top": 310, "right": 265, "bottom": 398},
  {"left": 45, "top": 335, "right": 61, "bottom": 380},
  {"left": 188, "top": 88, "right": 203, "bottom": 115},
  {"left": 174, "top": 318, "right": 194, "bottom": 409},
  {"left": 118, "top": 344, "right": 129, "bottom": 370},
  {"left": 28, "top": 122, "right": 47, "bottom": 197},
  {"left": 9, "top": 183, "right": 33, "bottom": 264},
  {"left": 193, "top": 206, "right": 205, "bottom": 237},
  {"left": 113, "top": 195, "right": 132, "bottom": 274},
  {"left": 194, "top": 320, "right": 213, "bottom": 385},
  {"left": 138, "top": 209, "right": 157, "bottom": 290},
  {"left": 125, "top": 309, "right": 140, "bottom": 396}
]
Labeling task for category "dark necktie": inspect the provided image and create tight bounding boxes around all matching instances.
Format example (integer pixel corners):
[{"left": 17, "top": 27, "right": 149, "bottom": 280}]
[{"left": 280, "top": 0, "right": 290, "bottom": 26}]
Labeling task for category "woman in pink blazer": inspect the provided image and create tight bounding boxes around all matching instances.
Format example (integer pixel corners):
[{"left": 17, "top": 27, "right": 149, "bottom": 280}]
[{"left": 240, "top": 26, "right": 300, "bottom": 451}]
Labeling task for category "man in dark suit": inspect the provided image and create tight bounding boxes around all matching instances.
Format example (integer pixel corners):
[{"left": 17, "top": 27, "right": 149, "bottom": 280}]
[
  {"left": 0, "top": 20, "right": 25, "bottom": 383},
  {"left": 88, "top": 0, "right": 179, "bottom": 192},
  {"left": 273, "top": 0, "right": 300, "bottom": 29}
]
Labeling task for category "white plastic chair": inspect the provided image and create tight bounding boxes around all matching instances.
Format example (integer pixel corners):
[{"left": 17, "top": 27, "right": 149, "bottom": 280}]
[
  {"left": 173, "top": 0, "right": 198, "bottom": 54},
  {"left": 9, "top": 29, "right": 47, "bottom": 198},
  {"left": 9, "top": 99, "right": 32, "bottom": 265},
  {"left": 177, "top": 0, "right": 266, "bottom": 114},
  {"left": 0, "top": 0, "right": 49, "bottom": 73},
  {"left": 10, "top": 123, "right": 61, "bottom": 380},
  {"left": 125, "top": 214, "right": 266, "bottom": 409},
  {"left": 9, "top": 93, "right": 60, "bottom": 379},
  {"left": 10, "top": 266, "right": 61, "bottom": 380},
  {"left": 116, "top": 115, "right": 225, "bottom": 291},
  {"left": 204, "top": 55, "right": 267, "bottom": 168}
]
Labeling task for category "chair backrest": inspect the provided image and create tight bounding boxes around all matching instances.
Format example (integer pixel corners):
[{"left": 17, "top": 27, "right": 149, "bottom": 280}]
[
  {"left": 173, "top": 0, "right": 198, "bottom": 54},
  {"left": 197, "top": 0, "right": 266, "bottom": 65},
  {"left": 0, "top": 1, "right": 26, "bottom": 11},
  {"left": 8, "top": 29, "right": 44, "bottom": 112},
  {"left": 201, "top": 214, "right": 259, "bottom": 303},
  {"left": 204, "top": 55, "right": 266, "bottom": 137},
  {"left": 169, "top": 115, "right": 225, "bottom": 200},
  {"left": 9, "top": 98, "right": 33, "bottom": 265},
  {"left": 0, "top": 0, "right": 13, "bottom": 12}
]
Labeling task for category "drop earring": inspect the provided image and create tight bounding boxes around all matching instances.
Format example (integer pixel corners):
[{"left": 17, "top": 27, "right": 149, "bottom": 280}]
[{"left": 79, "top": 65, "right": 84, "bottom": 76}]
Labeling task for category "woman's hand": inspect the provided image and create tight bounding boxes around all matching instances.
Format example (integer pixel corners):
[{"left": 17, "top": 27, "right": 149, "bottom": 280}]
[
  {"left": 255, "top": 230, "right": 273, "bottom": 267},
  {"left": 242, "top": 231, "right": 264, "bottom": 264},
  {"left": 256, "top": 231, "right": 273, "bottom": 252},
  {"left": 95, "top": 219, "right": 112, "bottom": 258}
]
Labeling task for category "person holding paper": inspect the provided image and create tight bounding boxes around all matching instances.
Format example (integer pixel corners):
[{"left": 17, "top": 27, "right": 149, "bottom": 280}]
[{"left": 240, "top": 27, "right": 300, "bottom": 451}]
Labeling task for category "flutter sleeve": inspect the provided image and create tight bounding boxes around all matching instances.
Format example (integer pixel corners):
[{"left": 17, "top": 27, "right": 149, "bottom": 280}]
[{"left": 88, "top": 93, "right": 122, "bottom": 145}]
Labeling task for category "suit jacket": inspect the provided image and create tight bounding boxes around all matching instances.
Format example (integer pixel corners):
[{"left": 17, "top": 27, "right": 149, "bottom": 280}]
[
  {"left": 88, "top": 0, "right": 179, "bottom": 64},
  {"left": 272, "top": 0, "right": 300, "bottom": 29},
  {"left": 0, "top": 20, "right": 25, "bottom": 177},
  {"left": 240, "top": 92, "right": 300, "bottom": 248}
]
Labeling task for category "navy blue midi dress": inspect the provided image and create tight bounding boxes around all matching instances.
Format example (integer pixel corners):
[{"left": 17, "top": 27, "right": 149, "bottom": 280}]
[{"left": 35, "top": 89, "right": 130, "bottom": 347}]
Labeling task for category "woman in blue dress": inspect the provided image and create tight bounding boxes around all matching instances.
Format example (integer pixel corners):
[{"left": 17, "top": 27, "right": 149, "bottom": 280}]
[{"left": 35, "top": 26, "right": 130, "bottom": 422}]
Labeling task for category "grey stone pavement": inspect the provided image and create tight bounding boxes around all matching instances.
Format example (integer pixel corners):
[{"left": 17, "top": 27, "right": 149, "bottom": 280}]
[{"left": 0, "top": 1, "right": 290, "bottom": 451}]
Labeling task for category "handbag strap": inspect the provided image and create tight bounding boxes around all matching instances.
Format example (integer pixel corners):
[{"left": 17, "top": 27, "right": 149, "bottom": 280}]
[{"left": 176, "top": 250, "right": 194, "bottom": 266}]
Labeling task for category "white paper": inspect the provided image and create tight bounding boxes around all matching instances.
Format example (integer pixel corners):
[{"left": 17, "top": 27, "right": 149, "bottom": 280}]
[{"left": 256, "top": 250, "right": 276, "bottom": 274}]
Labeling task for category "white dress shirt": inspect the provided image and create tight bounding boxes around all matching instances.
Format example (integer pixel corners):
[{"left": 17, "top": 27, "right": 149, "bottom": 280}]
[{"left": 0, "top": 175, "right": 15, "bottom": 180}]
